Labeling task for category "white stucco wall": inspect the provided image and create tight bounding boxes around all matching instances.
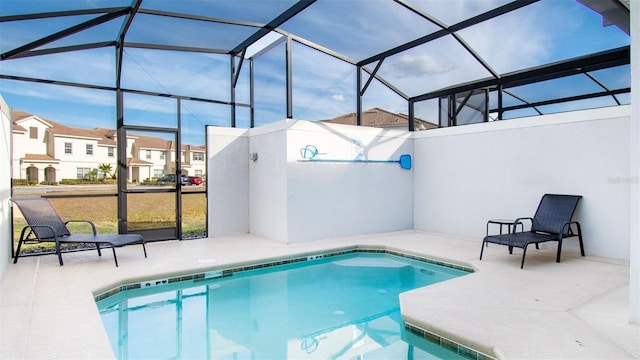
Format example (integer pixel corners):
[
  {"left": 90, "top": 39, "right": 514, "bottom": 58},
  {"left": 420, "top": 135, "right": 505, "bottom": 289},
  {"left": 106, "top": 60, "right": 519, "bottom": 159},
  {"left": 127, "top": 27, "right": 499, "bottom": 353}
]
[
  {"left": 206, "top": 126, "right": 250, "bottom": 237},
  {"left": 207, "top": 119, "right": 414, "bottom": 244},
  {"left": 286, "top": 121, "right": 413, "bottom": 243},
  {"left": 247, "top": 121, "right": 289, "bottom": 242},
  {"left": 414, "top": 106, "right": 632, "bottom": 261},
  {"left": 0, "top": 96, "right": 11, "bottom": 279}
]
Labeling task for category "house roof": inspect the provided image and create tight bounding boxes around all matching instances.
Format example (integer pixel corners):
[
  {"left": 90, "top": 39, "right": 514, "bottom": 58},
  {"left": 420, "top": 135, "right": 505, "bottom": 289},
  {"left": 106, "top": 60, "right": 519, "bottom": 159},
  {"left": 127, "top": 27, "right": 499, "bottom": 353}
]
[
  {"left": 126, "top": 157, "right": 153, "bottom": 166},
  {"left": 46, "top": 120, "right": 102, "bottom": 140},
  {"left": 22, "top": 153, "right": 60, "bottom": 163},
  {"left": 322, "top": 107, "right": 438, "bottom": 131},
  {"left": 11, "top": 110, "right": 47, "bottom": 133},
  {"left": 11, "top": 110, "right": 32, "bottom": 122},
  {"left": 93, "top": 128, "right": 117, "bottom": 146},
  {"left": 11, "top": 122, "right": 26, "bottom": 133},
  {"left": 11, "top": 109, "right": 102, "bottom": 140},
  {"left": 183, "top": 144, "right": 206, "bottom": 152},
  {"left": 134, "top": 135, "right": 172, "bottom": 151}
]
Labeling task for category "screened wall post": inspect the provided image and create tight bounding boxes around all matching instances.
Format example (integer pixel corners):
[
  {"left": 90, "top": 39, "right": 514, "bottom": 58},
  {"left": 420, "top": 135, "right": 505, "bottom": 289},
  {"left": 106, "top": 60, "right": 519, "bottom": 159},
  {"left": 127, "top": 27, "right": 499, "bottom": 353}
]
[
  {"left": 286, "top": 36, "right": 293, "bottom": 119},
  {"left": 230, "top": 55, "right": 236, "bottom": 128},
  {"left": 484, "top": 89, "right": 489, "bottom": 122},
  {"left": 356, "top": 66, "right": 362, "bottom": 126},
  {"left": 116, "top": 89, "right": 127, "bottom": 234},
  {"left": 408, "top": 101, "right": 415, "bottom": 131},
  {"left": 498, "top": 85, "right": 504, "bottom": 120},
  {"left": 250, "top": 59, "right": 255, "bottom": 128},
  {"left": 448, "top": 95, "right": 456, "bottom": 127},
  {"left": 176, "top": 99, "right": 183, "bottom": 238}
]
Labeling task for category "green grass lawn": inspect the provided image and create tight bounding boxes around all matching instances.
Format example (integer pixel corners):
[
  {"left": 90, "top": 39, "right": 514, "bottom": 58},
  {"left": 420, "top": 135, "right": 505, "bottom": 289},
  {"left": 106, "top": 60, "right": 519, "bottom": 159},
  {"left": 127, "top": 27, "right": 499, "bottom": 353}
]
[{"left": 12, "top": 190, "right": 206, "bottom": 253}]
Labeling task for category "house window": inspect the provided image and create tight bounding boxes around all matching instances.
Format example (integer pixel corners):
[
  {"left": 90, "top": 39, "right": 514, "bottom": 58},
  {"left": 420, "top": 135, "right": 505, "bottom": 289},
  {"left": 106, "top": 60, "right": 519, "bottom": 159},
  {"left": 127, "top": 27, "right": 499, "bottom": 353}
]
[
  {"left": 64, "top": 142, "right": 72, "bottom": 154},
  {"left": 29, "top": 127, "right": 38, "bottom": 139},
  {"left": 76, "top": 168, "right": 91, "bottom": 179},
  {"left": 86, "top": 144, "right": 93, "bottom": 155},
  {"left": 160, "top": 151, "right": 165, "bottom": 160},
  {"left": 108, "top": 147, "right": 114, "bottom": 157},
  {"left": 193, "top": 152, "right": 204, "bottom": 161},
  {"left": 195, "top": 170, "right": 203, "bottom": 177},
  {"left": 146, "top": 150, "right": 151, "bottom": 160},
  {"left": 154, "top": 169, "right": 164, "bottom": 178}
]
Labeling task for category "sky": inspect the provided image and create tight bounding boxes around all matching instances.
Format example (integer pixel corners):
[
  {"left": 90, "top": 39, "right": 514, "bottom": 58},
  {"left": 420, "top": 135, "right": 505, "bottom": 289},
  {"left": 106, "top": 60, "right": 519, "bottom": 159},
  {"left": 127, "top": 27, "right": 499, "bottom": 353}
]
[{"left": 0, "top": 0, "right": 630, "bottom": 145}]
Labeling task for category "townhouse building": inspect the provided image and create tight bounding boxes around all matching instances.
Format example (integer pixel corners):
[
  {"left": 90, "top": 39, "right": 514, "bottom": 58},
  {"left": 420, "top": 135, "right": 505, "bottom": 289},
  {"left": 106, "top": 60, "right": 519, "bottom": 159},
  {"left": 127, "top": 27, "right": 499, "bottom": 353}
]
[{"left": 11, "top": 110, "right": 206, "bottom": 184}]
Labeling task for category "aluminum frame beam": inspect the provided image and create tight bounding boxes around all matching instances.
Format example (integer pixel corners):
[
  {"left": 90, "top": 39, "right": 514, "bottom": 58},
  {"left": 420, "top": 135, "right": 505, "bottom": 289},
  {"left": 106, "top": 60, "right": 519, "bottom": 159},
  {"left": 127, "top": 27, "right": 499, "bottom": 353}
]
[
  {"left": 1, "top": 8, "right": 130, "bottom": 60},
  {"left": 410, "top": 46, "right": 630, "bottom": 103},
  {"left": 231, "top": 0, "right": 317, "bottom": 55}
]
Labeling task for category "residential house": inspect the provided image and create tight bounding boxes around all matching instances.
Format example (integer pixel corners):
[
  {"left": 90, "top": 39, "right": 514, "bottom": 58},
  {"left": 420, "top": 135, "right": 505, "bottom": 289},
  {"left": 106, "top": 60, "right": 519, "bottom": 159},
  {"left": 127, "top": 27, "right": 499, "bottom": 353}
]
[{"left": 11, "top": 110, "right": 206, "bottom": 184}]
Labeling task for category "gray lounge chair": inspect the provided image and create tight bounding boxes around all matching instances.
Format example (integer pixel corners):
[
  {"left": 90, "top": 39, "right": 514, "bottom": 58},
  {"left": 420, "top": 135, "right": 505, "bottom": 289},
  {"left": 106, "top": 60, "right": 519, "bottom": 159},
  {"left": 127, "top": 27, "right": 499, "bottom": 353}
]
[
  {"left": 480, "top": 194, "right": 584, "bottom": 268},
  {"left": 12, "top": 197, "right": 146, "bottom": 267}
]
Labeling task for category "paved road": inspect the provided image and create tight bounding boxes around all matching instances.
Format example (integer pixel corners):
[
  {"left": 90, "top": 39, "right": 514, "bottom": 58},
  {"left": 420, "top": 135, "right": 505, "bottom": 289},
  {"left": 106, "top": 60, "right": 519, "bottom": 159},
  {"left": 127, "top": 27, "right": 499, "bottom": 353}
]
[
  {"left": 12, "top": 184, "right": 117, "bottom": 195},
  {"left": 12, "top": 184, "right": 202, "bottom": 195}
]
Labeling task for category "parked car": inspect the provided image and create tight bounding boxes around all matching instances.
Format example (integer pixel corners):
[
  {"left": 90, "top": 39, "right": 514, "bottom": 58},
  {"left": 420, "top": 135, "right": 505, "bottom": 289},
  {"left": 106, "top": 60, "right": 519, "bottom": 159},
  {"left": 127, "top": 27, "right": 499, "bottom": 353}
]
[
  {"left": 159, "top": 174, "right": 189, "bottom": 186},
  {"left": 188, "top": 176, "right": 203, "bottom": 185}
]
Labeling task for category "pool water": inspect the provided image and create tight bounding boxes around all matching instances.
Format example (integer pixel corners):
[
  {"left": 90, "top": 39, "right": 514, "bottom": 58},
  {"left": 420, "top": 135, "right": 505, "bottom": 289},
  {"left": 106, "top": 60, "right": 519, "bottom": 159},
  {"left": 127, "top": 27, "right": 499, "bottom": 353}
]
[{"left": 97, "top": 252, "right": 470, "bottom": 359}]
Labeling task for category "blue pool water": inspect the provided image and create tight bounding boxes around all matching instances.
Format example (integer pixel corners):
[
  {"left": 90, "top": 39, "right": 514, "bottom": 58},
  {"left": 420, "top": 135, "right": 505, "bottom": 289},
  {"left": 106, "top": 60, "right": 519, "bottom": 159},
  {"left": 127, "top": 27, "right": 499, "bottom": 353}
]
[{"left": 96, "top": 252, "right": 471, "bottom": 359}]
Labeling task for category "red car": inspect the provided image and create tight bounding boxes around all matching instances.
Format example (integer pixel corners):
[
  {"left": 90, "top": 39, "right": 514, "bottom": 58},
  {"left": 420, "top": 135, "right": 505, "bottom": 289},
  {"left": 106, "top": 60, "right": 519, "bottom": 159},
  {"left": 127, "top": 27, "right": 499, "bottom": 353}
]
[{"left": 188, "top": 176, "right": 203, "bottom": 185}]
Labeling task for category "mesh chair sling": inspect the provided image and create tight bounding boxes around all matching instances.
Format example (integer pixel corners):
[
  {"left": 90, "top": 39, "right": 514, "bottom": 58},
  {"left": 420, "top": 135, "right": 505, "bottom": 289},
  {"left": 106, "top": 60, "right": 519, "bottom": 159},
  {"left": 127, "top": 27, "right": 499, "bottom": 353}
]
[
  {"left": 480, "top": 194, "right": 584, "bottom": 269},
  {"left": 12, "top": 197, "right": 146, "bottom": 267}
]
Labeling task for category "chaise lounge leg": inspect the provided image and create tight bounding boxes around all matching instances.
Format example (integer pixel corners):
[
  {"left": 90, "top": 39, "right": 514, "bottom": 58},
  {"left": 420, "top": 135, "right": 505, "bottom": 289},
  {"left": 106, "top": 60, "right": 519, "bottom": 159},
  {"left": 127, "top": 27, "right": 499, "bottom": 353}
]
[
  {"left": 556, "top": 239, "right": 563, "bottom": 263},
  {"left": 111, "top": 247, "right": 118, "bottom": 267},
  {"left": 576, "top": 223, "right": 585, "bottom": 256},
  {"left": 520, "top": 245, "right": 528, "bottom": 269},
  {"left": 13, "top": 239, "right": 24, "bottom": 264},
  {"left": 56, "top": 240, "right": 64, "bottom": 266},
  {"left": 479, "top": 240, "right": 486, "bottom": 260}
]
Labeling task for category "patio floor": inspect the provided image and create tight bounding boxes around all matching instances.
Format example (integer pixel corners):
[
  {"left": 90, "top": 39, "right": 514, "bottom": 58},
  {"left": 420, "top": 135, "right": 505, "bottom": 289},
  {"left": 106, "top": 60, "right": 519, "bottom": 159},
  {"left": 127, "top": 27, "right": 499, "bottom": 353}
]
[{"left": 1, "top": 230, "right": 638, "bottom": 359}]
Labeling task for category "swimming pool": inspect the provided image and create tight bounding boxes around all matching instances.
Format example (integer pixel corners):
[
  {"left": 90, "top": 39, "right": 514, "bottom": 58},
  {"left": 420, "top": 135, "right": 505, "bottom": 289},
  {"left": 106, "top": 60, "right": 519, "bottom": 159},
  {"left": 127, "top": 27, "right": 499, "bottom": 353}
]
[{"left": 96, "top": 250, "right": 472, "bottom": 359}]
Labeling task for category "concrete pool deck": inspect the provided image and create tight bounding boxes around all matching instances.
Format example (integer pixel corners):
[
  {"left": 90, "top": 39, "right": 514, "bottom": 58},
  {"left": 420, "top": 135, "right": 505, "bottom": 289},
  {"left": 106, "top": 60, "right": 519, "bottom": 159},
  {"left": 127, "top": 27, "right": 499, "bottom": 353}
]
[{"left": 1, "top": 230, "right": 638, "bottom": 359}]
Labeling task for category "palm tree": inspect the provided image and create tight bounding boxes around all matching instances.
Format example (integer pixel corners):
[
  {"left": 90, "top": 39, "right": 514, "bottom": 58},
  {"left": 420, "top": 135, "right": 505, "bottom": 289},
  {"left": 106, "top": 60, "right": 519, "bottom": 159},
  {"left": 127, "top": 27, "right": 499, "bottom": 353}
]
[{"left": 98, "top": 163, "right": 113, "bottom": 180}]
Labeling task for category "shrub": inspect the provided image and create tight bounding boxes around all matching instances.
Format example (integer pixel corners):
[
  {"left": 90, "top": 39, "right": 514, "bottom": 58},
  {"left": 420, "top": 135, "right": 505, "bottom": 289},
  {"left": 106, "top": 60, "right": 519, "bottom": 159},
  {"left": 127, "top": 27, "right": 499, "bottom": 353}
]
[
  {"left": 60, "top": 178, "right": 106, "bottom": 185},
  {"left": 12, "top": 179, "right": 37, "bottom": 186}
]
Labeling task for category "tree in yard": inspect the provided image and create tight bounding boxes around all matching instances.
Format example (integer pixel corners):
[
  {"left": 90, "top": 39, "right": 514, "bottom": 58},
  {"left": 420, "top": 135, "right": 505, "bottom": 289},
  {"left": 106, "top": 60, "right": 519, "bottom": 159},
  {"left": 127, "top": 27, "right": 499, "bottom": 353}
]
[{"left": 98, "top": 163, "right": 113, "bottom": 179}]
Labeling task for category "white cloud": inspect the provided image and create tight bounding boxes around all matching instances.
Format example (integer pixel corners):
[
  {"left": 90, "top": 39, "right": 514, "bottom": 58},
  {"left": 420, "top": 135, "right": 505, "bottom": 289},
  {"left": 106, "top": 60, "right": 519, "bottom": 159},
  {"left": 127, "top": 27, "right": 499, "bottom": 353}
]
[
  {"left": 409, "top": 0, "right": 512, "bottom": 26},
  {"left": 456, "top": 2, "right": 553, "bottom": 74},
  {"left": 122, "top": 49, "right": 230, "bottom": 101},
  {"left": 391, "top": 54, "right": 454, "bottom": 77},
  {"left": 0, "top": 48, "right": 115, "bottom": 86},
  {"left": 332, "top": 94, "right": 345, "bottom": 102},
  {"left": 2, "top": 79, "right": 113, "bottom": 107},
  {"left": 281, "top": 0, "right": 440, "bottom": 60}
]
